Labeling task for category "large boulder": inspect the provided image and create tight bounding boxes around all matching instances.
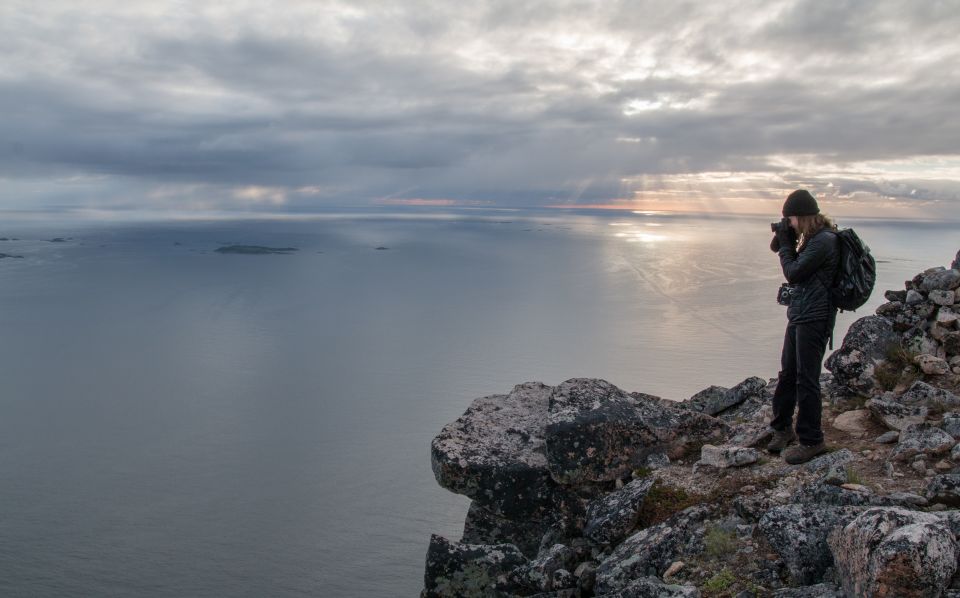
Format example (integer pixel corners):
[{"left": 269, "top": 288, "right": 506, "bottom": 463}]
[
  {"left": 952, "top": 250, "right": 960, "bottom": 271},
  {"left": 889, "top": 423, "right": 956, "bottom": 462},
  {"left": 758, "top": 503, "right": 864, "bottom": 585},
  {"left": 583, "top": 477, "right": 655, "bottom": 546},
  {"left": 423, "top": 534, "right": 528, "bottom": 598},
  {"left": 826, "top": 316, "right": 899, "bottom": 394},
  {"left": 828, "top": 507, "right": 958, "bottom": 598},
  {"left": 680, "top": 376, "right": 767, "bottom": 417},
  {"left": 431, "top": 382, "right": 574, "bottom": 519},
  {"left": 594, "top": 505, "right": 712, "bottom": 593},
  {"left": 545, "top": 379, "right": 728, "bottom": 484}
]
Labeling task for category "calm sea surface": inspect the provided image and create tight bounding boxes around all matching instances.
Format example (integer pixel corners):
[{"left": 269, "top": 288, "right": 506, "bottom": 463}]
[{"left": 0, "top": 208, "right": 956, "bottom": 596}]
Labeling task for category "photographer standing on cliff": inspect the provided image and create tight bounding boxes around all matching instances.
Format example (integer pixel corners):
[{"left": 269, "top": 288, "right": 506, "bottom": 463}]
[{"left": 767, "top": 189, "right": 839, "bottom": 464}]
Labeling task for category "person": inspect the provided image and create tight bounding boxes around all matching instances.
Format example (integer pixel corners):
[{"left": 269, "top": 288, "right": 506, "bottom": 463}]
[{"left": 767, "top": 189, "right": 839, "bottom": 464}]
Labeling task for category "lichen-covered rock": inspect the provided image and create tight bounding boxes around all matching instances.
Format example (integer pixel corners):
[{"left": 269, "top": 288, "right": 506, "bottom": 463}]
[
  {"left": 423, "top": 535, "right": 528, "bottom": 598},
  {"left": 899, "top": 380, "right": 960, "bottom": 407},
  {"left": 511, "top": 543, "right": 578, "bottom": 593},
  {"left": 867, "top": 398, "right": 929, "bottom": 431},
  {"left": 826, "top": 316, "right": 899, "bottom": 394},
  {"left": 943, "top": 413, "right": 960, "bottom": 439},
  {"left": 931, "top": 290, "right": 957, "bottom": 306},
  {"left": 953, "top": 250, "right": 960, "bottom": 271},
  {"left": 905, "top": 289, "right": 925, "bottom": 305},
  {"left": 792, "top": 482, "right": 873, "bottom": 506},
  {"left": 920, "top": 268, "right": 960, "bottom": 292},
  {"left": 758, "top": 503, "right": 864, "bottom": 585},
  {"left": 946, "top": 331, "right": 960, "bottom": 357},
  {"left": 927, "top": 474, "right": 960, "bottom": 507},
  {"left": 594, "top": 576, "right": 701, "bottom": 597},
  {"left": 431, "top": 382, "right": 588, "bottom": 520},
  {"left": 583, "top": 477, "right": 655, "bottom": 546},
  {"left": 889, "top": 423, "right": 956, "bottom": 462},
  {"left": 799, "top": 448, "right": 855, "bottom": 474},
  {"left": 461, "top": 501, "right": 551, "bottom": 558},
  {"left": 594, "top": 505, "right": 712, "bottom": 593},
  {"left": 544, "top": 379, "right": 728, "bottom": 484},
  {"left": 916, "top": 354, "right": 951, "bottom": 375},
  {"left": 875, "top": 430, "right": 900, "bottom": 443},
  {"left": 680, "top": 376, "right": 767, "bottom": 417},
  {"left": 696, "top": 444, "right": 760, "bottom": 469},
  {"left": 828, "top": 507, "right": 958, "bottom": 598},
  {"left": 885, "top": 289, "right": 908, "bottom": 303}
]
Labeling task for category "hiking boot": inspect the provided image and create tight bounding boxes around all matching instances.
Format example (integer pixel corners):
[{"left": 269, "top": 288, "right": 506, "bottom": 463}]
[
  {"left": 766, "top": 427, "right": 797, "bottom": 453},
  {"left": 783, "top": 442, "right": 828, "bottom": 465}
]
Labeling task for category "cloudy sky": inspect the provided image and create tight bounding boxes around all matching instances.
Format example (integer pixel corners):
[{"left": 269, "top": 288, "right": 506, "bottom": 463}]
[{"left": 2, "top": 0, "right": 959, "bottom": 217}]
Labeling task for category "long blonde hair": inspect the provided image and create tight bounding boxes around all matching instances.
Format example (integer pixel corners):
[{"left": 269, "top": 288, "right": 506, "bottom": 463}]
[{"left": 797, "top": 213, "right": 837, "bottom": 249}]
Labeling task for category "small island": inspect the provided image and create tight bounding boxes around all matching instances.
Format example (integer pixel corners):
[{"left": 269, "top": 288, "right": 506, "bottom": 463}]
[{"left": 214, "top": 245, "right": 298, "bottom": 255}]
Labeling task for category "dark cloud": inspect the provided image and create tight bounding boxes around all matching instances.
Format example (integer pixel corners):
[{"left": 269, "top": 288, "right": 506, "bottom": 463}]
[{"left": 1, "top": 0, "right": 959, "bottom": 213}]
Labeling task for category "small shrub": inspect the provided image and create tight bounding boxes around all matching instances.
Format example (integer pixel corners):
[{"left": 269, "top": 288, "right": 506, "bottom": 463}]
[
  {"left": 845, "top": 467, "right": 864, "bottom": 485},
  {"left": 632, "top": 466, "right": 652, "bottom": 478},
  {"left": 635, "top": 482, "right": 703, "bottom": 528},
  {"left": 702, "top": 569, "right": 736, "bottom": 594},
  {"left": 703, "top": 525, "right": 737, "bottom": 560}
]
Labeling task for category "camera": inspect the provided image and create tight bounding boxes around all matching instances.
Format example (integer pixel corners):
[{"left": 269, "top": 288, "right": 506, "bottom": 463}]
[
  {"left": 776, "top": 283, "right": 796, "bottom": 306},
  {"left": 770, "top": 218, "right": 791, "bottom": 233}
]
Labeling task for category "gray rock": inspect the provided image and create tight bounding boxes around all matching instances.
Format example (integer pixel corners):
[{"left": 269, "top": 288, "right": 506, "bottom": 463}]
[
  {"left": 897, "top": 380, "right": 960, "bottom": 408},
  {"left": 513, "top": 543, "right": 578, "bottom": 592},
  {"left": 423, "top": 534, "right": 528, "bottom": 598},
  {"left": 927, "top": 474, "right": 960, "bottom": 507},
  {"left": 793, "top": 483, "right": 873, "bottom": 506},
  {"left": 916, "top": 354, "right": 951, "bottom": 375},
  {"left": 758, "top": 503, "right": 864, "bottom": 585},
  {"left": 431, "top": 382, "right": 577, "bottom": 519},
  {"left": 876, "top": 300, "right": 904, "bottom": 317},
  {"left": 944, "top": 413, "right": 960, "bottom": 439},
  {"left": 905, "top": 289, "right": 925, "bottom": 305},
  {"left": 594, "top": 505, "right": 712, "bottom": 593},
  {"left": 885, "top": 289, "right": 908, "bottom": 302},
  {"left": 595, "top": 576, "right": 701, "bottom": 597},
  {"left": 821, "top": 462, "right": 849, "bottom": 486},
  {"left": 800, "top": 448, "right": 855, "bottom": 474},
  {"left": 825, "top": 316, "right": 899, "bottom": 394},
  {"left": 946, "top": 331, "right": 960, "bottom": 357},
  {"left": 953, "top": 443, "right": 960, "bottom": 462},
  {"left": 772, "top": 584, "right": 843, "bottom": 597},
  {"left": 875, "top": 430, "right": 900, "bottom": 444},
  {"left": 697, "top": 444, "right": 760, "bottom": 469},
  {"left": 545, "top": 379, "right": 728, "bottom": 484},
  {"left": 931, "top": 289, "right": 957, "bottom": 306},
  {"left": 920, "top": 268, "right": 960, "bottom": 292},
  {"left": 583, "top": 478, "right": 655, "bottom": 546},
  {"left": 890, "top": 423, "right": 956, "bottom": 462},
  {"left": 953, "top": 250, "right": 960, "bottom": 271},
  {"left": 681, "top": 376, "right": 767, "bottom": 417},
  {"left": 828, "top": 507, "right": 958, "bottom": 598},
  {"left": 866, "top": 398, "right": 929, "bottom": 431},
  {"left": 643, "top": 452, "right": 671, "bottom": 470},
  {"left": 461, "top": 501, "right": 551, "bottom": 558}
]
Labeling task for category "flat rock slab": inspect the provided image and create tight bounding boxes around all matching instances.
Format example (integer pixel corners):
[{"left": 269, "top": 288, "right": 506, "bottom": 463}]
[
  {"left": 594, "top": 576, "right": 700, "bottom": 597},
  {"left": 545, "top": 379, "right": 728, "bottom": 484},
  {"left": 832, "top": 409, "right": 871, "bottom": 437},
  {"left": 681, "top": 376, "right": 767, "bottom": 417},
  {"left": 866, "top": 398, "right": 928, "bottom": 431},
  {"left": 828, "top": 507, "right": 958, "bottom": 598},
  {"left": 697, "top": 444, "right": 760, "bottom": 469},
  {"left": 899, "top": 380, "right": 960, "bottom": 407},
  {"left": 431, "top": 382, "right": 567, "bottom": 519}
]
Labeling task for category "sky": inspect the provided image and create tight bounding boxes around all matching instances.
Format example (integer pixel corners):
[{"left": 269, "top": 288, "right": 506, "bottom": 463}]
[{"left": 2, "top": 0, "right": 960, "bottom": 218}]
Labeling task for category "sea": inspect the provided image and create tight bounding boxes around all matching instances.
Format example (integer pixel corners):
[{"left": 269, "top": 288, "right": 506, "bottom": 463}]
[{"left": 0, "top": 207, "right": 956, "bottom": 596}]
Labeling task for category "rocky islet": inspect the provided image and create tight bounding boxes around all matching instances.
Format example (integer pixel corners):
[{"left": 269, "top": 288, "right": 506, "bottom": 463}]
[{"left": 423, "top": 250, "right": 960, "bottom": 597}]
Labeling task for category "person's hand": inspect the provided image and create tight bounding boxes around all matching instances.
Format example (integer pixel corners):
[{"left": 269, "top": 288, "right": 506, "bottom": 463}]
[
  {"left": 776, "top": 219, "right": 796, "bottom": 249},
  {"left": 770, "top": 234, "right": 780, "bottom": 252}
]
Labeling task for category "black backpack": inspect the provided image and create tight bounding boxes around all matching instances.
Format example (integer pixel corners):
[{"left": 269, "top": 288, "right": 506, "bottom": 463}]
[{"left": 830, "top": 228, "right": 876, "bottom": 311}]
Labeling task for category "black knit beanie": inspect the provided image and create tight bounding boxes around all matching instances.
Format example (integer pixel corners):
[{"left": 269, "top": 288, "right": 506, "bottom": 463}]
[{"left": 782, "top": 189, "right": 820, "bottom": 217}]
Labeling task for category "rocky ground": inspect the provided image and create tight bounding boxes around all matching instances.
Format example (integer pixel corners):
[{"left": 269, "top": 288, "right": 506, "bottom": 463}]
[{"left": 422, "top": 250, "right": 960, "bottom": 597}]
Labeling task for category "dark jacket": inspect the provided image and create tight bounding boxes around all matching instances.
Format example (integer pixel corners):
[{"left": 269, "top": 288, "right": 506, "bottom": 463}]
[{"left": 778, "top": 228, "right": 839, "bottom": 324}]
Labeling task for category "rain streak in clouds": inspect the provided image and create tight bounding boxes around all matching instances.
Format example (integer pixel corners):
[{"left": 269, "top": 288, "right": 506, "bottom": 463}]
[{"left": 2, "top": 0, "right": 960, "bottom": 217}]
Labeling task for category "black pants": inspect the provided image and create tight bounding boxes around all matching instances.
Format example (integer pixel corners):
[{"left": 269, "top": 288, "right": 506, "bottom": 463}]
[{"left": 771, "top": 319, "right": 831, "bottom": 445}]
